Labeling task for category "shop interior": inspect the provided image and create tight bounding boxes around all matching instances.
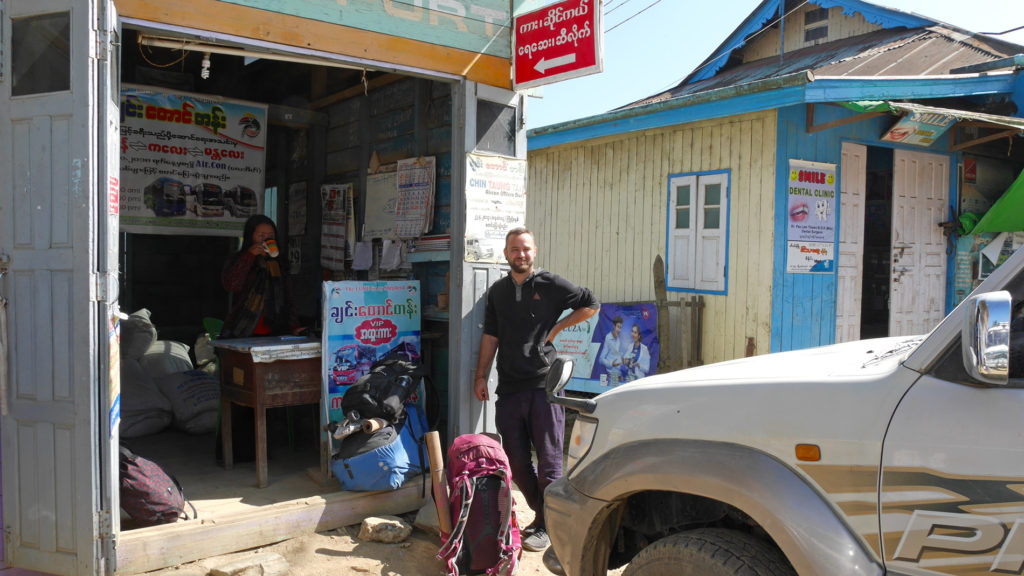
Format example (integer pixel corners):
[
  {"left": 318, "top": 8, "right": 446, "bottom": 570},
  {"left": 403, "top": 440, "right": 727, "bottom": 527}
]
[
  {"left": 115, "top": 24, "right": 458, "bottom": 544},
  {"left": 859, "top": 146, "right": 893, "bottom": 340}
]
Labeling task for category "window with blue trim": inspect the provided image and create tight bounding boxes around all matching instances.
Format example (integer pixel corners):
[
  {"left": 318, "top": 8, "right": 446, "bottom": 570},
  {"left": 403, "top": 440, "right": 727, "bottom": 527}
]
[{"left": 667, "top": 172, "right": 728, "bottom": 292}]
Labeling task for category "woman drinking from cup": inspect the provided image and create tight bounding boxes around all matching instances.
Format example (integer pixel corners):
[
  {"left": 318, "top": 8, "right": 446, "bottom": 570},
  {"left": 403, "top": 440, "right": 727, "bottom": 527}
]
[{"left": 220, "top": 215, "right": 304, "bottom": 338}]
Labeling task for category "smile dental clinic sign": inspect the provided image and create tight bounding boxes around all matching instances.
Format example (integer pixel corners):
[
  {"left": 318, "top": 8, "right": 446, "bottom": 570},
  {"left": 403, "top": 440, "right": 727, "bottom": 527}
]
[
  {"left": 786, "top": 159, "right": 837, "bottom": 274},
  {"left": 513, "top": 0, "right": 603, "bottom": 90}
]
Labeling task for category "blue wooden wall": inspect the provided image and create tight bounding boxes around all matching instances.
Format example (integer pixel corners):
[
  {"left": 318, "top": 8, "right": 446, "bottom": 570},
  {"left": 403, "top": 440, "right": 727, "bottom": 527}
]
[{"left": 771, "top": 103, "right": 957, "bottom": 352}]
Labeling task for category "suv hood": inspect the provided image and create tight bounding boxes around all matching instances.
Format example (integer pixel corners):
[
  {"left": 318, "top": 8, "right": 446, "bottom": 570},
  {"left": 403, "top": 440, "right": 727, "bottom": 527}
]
[
  {"left": 605, "top": 335, "right": 923, "bottom": 394},
  {"left": 575, "top": 336, "right": 926, "bottom": 474}
]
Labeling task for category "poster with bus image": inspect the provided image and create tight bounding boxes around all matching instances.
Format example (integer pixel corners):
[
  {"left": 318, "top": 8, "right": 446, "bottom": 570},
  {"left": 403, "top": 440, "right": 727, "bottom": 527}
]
[
  {"left": 321, "top": 281, "right": 422, "bottom": 423},
  {"left": 119, "top": 85, "right": 267, "bottom": 236}
]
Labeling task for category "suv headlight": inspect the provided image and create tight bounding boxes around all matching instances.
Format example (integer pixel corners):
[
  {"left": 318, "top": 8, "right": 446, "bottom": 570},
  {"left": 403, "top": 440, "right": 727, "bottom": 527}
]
[{"left": 566, "top": 416, "right": 597, "bottom": 474}]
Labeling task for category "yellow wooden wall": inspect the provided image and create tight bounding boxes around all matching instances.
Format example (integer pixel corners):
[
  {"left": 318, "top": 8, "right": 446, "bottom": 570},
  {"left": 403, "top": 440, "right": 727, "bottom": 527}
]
[
  {"left": 526, "top": 110, "right": 777, "bottom": 366},
  {"left": 743, "top": 5, "right": 882, "bottom": 62}
]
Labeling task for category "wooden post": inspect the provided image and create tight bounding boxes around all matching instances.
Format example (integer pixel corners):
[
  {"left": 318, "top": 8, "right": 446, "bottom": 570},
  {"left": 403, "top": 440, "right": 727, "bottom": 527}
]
[
  {"left": 652, "top": 255, "right": 671, "bottom": 372},
  {"left": 425, "top": 431, "right": 452, "bottom": 535}
]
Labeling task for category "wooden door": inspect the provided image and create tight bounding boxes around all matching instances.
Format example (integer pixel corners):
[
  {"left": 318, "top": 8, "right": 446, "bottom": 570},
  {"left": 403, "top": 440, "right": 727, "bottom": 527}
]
[
  {"left": 890, "top": 149, "right": 948, "bottom": 336},
  {"left": 0, "top": 0, "right": 120, "bottom": 573},
  {"left": 836, "top": 142, "right": 867, "bottom": 343}
]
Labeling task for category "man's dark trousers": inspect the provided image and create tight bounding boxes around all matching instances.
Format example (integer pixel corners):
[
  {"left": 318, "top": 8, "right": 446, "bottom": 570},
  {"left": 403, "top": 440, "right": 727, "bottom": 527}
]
[{"left": 495, "top": 387, "right": 565, "bottom": 528}]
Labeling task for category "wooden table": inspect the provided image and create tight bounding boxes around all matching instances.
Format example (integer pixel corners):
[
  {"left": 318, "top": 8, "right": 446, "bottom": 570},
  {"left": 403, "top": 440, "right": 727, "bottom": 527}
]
[{"left": 213, "top": 336, "right": 322, "bottom": 488}]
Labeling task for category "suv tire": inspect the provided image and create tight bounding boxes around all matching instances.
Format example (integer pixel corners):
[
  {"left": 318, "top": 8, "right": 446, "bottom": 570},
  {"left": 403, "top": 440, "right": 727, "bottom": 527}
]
[{"left": 622, "top": 528, "right": 795, "bottom": 576}]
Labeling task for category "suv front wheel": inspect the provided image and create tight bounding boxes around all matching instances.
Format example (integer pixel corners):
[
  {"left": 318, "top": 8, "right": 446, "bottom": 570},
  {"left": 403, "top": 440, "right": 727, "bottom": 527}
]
[{"left": 621, "top": 528, "right": 795, "bottom": 576}]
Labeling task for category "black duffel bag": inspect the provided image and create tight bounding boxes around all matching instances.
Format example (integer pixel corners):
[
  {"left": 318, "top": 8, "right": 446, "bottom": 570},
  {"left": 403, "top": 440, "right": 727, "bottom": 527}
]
[{"left": 341, "top": 358, "right": 428, "bottom": 422}]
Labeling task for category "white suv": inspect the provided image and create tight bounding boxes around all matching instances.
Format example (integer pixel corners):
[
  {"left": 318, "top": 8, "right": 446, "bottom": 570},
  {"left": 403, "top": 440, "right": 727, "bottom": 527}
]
[{"left": 543, "top": 247, "right": 1024, "bottom": 576}]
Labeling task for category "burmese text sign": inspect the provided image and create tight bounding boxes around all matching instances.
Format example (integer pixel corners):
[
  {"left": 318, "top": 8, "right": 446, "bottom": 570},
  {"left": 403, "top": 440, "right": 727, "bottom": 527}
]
[
  {"left": 513, "top": 0, "right": 602, "bottom": 90},
  {"left": 321, "top": 281, "right": 422, "bottom": 423}
]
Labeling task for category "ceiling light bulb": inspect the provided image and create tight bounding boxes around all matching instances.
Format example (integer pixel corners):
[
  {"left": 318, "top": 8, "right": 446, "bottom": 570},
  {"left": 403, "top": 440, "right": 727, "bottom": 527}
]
[{"left": 201, "top": 52, "right": 211, "bottom": 80}]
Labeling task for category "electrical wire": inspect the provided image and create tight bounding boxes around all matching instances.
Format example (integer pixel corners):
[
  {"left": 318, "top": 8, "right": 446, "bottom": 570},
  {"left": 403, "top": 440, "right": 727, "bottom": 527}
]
[
  {"left": 607, "top": 0, "right": 664, "bottom": 32},
  {"left": 137, "top": 36, "right": 189, "bottom": 69},
  {"left": 606, "top": 0, "right": 641, "bottom": 16},
  {"left": 979, "top": 24, "right": 1024, "bottom": 35}
]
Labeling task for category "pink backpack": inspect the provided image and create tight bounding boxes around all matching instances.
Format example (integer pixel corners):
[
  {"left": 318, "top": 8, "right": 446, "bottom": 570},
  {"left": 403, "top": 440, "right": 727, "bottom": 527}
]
[{"left": 437, "top": 434, "right": 522, "bottom": 576}]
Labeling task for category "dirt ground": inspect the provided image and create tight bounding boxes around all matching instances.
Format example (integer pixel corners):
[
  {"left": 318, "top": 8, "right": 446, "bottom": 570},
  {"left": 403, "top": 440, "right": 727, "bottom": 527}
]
[{"left": 140, "top": 490, "right": 607, "bottom": 576}]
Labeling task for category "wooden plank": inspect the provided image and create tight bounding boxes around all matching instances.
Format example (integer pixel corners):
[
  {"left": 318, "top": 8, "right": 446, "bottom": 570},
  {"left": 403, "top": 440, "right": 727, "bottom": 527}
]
[
  {"left": 738, "top": 117, "right": 757, "bottom": 355},
  {"left": 574, "top": 146, "right": 590, "bottom": 292},
  {"left": 634, "top": 136, "right": 650, "bottom": 303},
  {"left": 598, "top": 144, "right": 612, "bottom": 299},
  {"left": 805, "top": 105, "right": 884, "bottom": 134},
  {"left": 562, "top": 147, "right": 576, "bottom": 279},
  {"left": 616, "top": 138, "right": 629, "bottom": 301},
  {"left": 116, "top": 479, "right": 429, "bottom": 575},
  {"left": 588, "top": 145, "right": 602, "bottom": 298},
  {"left": 729, "top": 120, "right": 745, "bottom": 360},
  {"left": 758, "top": 113, "right": 775, "bottom": 355},
  {"left": 526, "top": 153, "right": 540, "bottom": 247},
  {"left": 638, "top": 135, "right": 655, "bottom": 303},
  {"left": 114, "top": 0, "right": 511, "bottom": 89}
]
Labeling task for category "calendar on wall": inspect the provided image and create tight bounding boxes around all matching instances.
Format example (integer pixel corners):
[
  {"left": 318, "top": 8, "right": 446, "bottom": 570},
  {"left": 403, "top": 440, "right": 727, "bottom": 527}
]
[
  {"left": 396, "top": 157, "right": 435, "bottom": 239},
  {"left": 362, "top": 156, "right": 436, "bottom": 241}
]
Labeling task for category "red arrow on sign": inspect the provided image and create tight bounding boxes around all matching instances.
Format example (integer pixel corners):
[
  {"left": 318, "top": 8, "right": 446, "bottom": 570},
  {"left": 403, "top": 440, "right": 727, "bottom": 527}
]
[{"left": 513, "top": 0, "right": 603, "bottom": 90}]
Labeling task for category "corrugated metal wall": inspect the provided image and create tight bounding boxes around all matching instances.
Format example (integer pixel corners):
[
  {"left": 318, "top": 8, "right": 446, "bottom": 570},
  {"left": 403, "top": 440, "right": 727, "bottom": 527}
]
[{"left": 527, "top": 111, "right": 777, "bottom": 366}]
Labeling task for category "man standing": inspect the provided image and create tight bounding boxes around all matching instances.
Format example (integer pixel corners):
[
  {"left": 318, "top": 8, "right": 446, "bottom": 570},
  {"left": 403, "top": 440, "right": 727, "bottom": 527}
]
[{"left": 474, "top": 227, "right": 599, "bottom": 552}]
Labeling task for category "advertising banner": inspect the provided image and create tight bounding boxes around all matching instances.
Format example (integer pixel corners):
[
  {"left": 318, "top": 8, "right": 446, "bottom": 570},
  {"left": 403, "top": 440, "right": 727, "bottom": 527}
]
[
  {"left": 321, "top": 281, "right": 421, "bottom": 423},
  {"left": 119, "top": 86, "right": 267, "bottom": 236},
  {"left": 787, "top": 159, "right": 836, "bottom": 273},
  {"left": 552, "top": 303, "right": 659, "bottom": 394},
  {"left": 881, "top": 111, "right": 955, "bottom": 147},
  {"left": 465, "top": 154, "right": 527, "bottom": 263}
]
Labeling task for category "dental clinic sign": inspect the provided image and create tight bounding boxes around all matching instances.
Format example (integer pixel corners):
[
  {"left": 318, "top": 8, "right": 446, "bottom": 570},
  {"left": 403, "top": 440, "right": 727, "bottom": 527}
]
[
  {"left": 786, "top": 159, "right": 836, "bottom": 274},
  {"left": 513, "top": 0, "right": 602, "bottom": 90}
]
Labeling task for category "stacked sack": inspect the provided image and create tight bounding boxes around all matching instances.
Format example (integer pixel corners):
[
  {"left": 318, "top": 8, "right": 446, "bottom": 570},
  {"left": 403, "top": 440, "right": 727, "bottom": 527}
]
[{"left": 119, "top": 309, "right": 221, "bottom": 437}]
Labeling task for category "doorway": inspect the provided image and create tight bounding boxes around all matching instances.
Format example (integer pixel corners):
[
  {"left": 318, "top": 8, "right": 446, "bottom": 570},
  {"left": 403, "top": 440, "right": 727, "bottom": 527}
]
[
  {"left": 837, "top": 143, "right": 949, "bottom": 342},
  {"left": 860, "top": 147, "right": 893, "bottom": 339},
  {"left": 109, "top": 24, "right": 460, "bottom": 572}
]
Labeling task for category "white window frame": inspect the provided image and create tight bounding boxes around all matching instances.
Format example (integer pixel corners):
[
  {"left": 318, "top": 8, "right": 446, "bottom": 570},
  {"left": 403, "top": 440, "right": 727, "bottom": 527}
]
[{"left": 666, "top": 170, "right": 729, "bottom": 293}]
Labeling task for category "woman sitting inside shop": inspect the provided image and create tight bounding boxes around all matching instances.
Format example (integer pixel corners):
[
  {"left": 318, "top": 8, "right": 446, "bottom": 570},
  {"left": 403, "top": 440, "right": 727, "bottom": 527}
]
[{"left": 220, "top": 215, "right": 305, "bottom": 339}]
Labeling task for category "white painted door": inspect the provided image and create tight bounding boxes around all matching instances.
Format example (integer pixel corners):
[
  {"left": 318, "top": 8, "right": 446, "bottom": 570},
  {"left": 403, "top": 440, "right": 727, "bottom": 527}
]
[
  {"left": 836, "top": 142, "right": 867, "bottom": 343},
  {"left": 0, "top": 0, "right": 120, "bottom": 573},
  {"left": 890, "top": 149, "right": 948, "bottom": 336}
]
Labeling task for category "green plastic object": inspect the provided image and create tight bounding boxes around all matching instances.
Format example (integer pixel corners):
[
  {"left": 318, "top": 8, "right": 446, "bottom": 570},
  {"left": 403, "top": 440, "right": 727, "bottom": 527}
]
[
  {"left": 203, "top": 317, "right": 224, "bottom": 341},
  {"left": 971, "top": 169, "right": 1024, "bottom": 235},
  {"left": 959, "top": 212, "right": 979, "bottom": 236}
]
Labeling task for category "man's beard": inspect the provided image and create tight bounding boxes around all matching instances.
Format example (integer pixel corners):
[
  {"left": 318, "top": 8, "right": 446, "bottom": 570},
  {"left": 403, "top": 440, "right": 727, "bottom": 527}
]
[{"left": 509, "top": 259, "right": 532, "bottom": 274}]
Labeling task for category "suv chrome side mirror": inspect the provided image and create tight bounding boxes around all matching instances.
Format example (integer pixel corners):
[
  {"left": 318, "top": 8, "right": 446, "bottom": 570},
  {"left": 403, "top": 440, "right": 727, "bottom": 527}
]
[
  {"left": 546, "top": 356, "right": 574, "bottom": 395},
  {"left": 962, "top": 290, "right": 1012, "bottom": 386},
  {"left": 545, "top": 356, "right": 596, "bottom": 414}
]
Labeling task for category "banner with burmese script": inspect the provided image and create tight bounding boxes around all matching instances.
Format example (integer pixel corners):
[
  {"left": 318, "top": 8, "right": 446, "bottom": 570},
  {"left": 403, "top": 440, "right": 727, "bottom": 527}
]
[
  {"left": 119, "top": 85, "right": 267, "bottom": 236},
  {"left": 321, "top": 281, "right": 422, "bottom": 424}
]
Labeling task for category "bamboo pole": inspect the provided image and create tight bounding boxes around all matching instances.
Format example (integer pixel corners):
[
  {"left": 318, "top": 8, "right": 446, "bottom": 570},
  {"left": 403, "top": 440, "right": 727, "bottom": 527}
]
[{"left": 425, "top": 431, "right": 452, "bottom": 535}]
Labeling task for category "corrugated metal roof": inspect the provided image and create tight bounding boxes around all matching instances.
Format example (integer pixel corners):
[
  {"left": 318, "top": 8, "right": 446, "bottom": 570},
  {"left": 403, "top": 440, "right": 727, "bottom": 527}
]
[
  {"left": 622, "top": 25, "right": 1024, "bottom": 111},
  {"left": 684, "top": 0, "right": 935, "bottom": 84}
]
